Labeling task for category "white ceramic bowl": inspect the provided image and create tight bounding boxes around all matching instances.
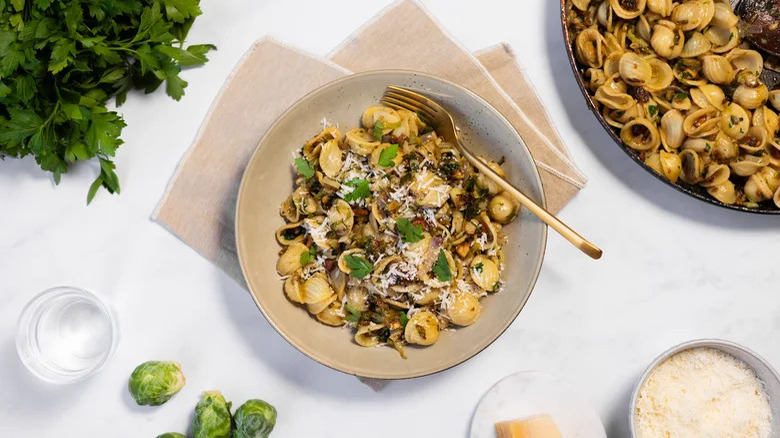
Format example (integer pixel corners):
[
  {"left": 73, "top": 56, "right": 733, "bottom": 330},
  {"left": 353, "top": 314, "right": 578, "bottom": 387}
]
[{"left": 630, "top": 339, "right": 780, "bottom": 437}]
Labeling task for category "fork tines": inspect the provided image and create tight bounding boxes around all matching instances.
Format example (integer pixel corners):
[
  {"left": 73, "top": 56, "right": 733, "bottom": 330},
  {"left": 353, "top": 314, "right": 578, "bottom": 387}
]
[{"left": 380, "top": 86, "right": 439, "bottom": 122}]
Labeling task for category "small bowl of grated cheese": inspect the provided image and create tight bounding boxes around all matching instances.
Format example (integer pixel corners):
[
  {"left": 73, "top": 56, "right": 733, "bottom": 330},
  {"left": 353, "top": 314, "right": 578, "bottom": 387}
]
[{"left": 630, "top": 339, "right": 780, "bottom": 438}]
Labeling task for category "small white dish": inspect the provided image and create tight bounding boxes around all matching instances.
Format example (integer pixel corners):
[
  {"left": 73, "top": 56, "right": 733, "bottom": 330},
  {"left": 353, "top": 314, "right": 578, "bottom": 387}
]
[{"left": 471, "top": 371, "right": 607, "bottom": 438}]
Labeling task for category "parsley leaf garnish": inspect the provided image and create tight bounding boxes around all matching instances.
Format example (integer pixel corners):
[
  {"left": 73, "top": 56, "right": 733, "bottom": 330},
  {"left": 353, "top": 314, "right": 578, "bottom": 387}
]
[
  {"left": 343, "top": 178, "right": 371, "bottom": 202},
  {"left": 299, "top": 246, "right": 316, "bottom": 265},
  {"left": 378, "top": 143, "right": 399, "bottom": 167},
  {"left": 344, "top": 303, "right": 362, "bottom": 323},
  {"left": 432, "top": 249, "right": 452, "bottom": 282},
  {"left": 345, "top": 254, "right": 373, "bottom": 279},
  {"left": 473, "top": 262, "right": 484, "bottom": 273},
  {"left": 294, "top": 157, "right": 315, "bottom": 180},
  {"left": 373, "top": 121, "right": 385, "bottom": 140},
  {"left": 398, "top": 311, "right": 409, "bottom": 327},
  {"left": 648, "top": 105, "right": 658, "bottom": 118},
  {"left": 0, "top": 0, "right": 214, "bottom": 203},
  {"left": 396, "top": 217, "right": 423, "bottom": 243}
]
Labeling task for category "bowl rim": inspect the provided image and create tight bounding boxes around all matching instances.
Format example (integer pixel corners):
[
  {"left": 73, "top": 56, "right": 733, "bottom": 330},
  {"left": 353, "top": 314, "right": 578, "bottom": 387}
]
[
  {"left": 628, "top": 338, "right": 780, "bottom": 437},
  {"left": 235, "top": 69, "right": 548, "bottom": 380},
  {"left": 559, "top": 0, "right": 780, "bottom": 215}
]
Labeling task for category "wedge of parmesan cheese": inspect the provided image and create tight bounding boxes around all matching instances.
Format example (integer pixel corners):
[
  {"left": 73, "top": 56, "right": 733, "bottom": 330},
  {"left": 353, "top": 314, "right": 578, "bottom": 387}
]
[{"left": 495, "top": 415, "right": 562, "bottom": 438}]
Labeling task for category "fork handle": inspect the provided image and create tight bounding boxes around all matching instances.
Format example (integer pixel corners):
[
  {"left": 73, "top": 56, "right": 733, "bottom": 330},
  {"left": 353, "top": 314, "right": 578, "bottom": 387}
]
[{"left": 460, "top": 144, "right": 603, "bottom": 260}]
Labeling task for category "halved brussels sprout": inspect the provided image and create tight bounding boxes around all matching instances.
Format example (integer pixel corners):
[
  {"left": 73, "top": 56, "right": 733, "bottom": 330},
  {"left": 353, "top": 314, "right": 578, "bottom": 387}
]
[
  {"left": 156, "top": 434, "right": 186, "bottom": 438},
  {"left": 128, "top": 361, "right": 186, "bottom": 406}
]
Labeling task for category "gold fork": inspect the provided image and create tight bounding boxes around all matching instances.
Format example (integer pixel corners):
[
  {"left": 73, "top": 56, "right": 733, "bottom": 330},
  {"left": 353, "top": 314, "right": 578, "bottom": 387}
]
[{"left": 381, "top": 85, "right": 602, "bottom": 260}]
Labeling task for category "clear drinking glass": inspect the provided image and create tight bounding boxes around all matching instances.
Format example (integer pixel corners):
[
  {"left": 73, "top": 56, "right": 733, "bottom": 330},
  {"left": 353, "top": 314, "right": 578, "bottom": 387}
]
[{"left": 16, "top": 286, "right": 117, "bottom": 384}]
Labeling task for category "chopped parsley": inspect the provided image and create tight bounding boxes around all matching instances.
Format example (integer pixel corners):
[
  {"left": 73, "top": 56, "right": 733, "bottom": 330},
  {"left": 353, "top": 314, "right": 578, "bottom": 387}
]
[
  {"left": 396, "top": 217, "right": 423, "bottom": 243},
  {"left": 473, "top": 262, "right": 484, "bottom": 273},
  {"left": 378, "top": 143, "right": 399, "bottom": 167},
  {"left": 648, "top": 105, "right": 658, "bottom": 118},
  {"left": 345, "top": 254, "right": 373, "bottom": 279},
  {"left": 674, "top": 91, "right": 687, "bottom": 100},
  {"left": 398, "top": 311, "right": 409, "bottom": 327},
  {"left": 705, "top": 143, "right": 712, "bottom": 152},
  {"left": 373, "top": 121, "right": 386, "bottom": 140},
  {"left": 372, "top": 120, "right": 400, "bottom": 140},
  {"left": 294, "top": 157, "right": 315, "bottom": 180},
  {"left": 299, "top": 246, "right": 316, "bottom": 265},
  {"left": 343, "top": 178, "right": 371, "bottom": 202},
  {"left": 344, "top": 304, "right": 362, "bottom": 323},
  {"left": 432, "top": 249, "right": 452, "bottom": 282}
]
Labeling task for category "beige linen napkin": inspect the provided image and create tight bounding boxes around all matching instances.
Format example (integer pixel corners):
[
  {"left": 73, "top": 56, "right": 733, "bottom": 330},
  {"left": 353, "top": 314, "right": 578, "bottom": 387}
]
[{"left": 153, "top": 0, "right": 587, "bottom": 387}]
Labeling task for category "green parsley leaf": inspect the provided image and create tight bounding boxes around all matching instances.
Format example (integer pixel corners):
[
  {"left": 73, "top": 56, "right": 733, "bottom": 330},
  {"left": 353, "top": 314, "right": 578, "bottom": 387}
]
[
  {"left": 0, "top": 0, "right": 214, "bottom": 203},
  {"left": 299, "top": 246, "right": 316, "bottom": 265},
  {"left": 378, "top": 143, "right": 399, "bottom": 167},
  {"left": 395, "top": 217, "right": 423, "bottom": 243},
  {"left": 432, "top": 249, "right": 452, "bottom": 282},
  {"left": 344, "top": 304, "right": 362, "bottom": 323},
  {"left": 294, "top": 157, "right": 315, "bottom": 180},
  {"left": 343, "top": 178, "right": 371, "bottom": 202},
  {"left": 473, "top": 262, "right": 484, "bottom": 273},
  {"left": 398, "top": 311, "right": 409, "bottom": 327},
  {"left": 648, "top": 105, "right": 658, "bottom": 118},
  {"left": 373, "top": 120, "right": 385, "bottom": 140},
  {"left": 345, "top": 254, "right": 373, "bottom": 279},
  {"left": 372, "top": 120, "right": 400, "bottom": 140}
]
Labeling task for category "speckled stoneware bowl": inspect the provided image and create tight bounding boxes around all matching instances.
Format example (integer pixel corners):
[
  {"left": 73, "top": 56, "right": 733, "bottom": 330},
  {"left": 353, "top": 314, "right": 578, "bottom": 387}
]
[
  {"left": 630, "top": 339, "right": 780, "bottom": 437},
  {"left": 235, "top": 70, "right": 547, "bottom": 379},
  {"left": 560, "top": 0, "right": 780, "bottom": 214}
]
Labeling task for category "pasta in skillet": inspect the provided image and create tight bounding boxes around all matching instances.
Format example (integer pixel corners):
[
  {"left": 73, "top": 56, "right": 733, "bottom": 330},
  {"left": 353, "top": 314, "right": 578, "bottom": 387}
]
[
  {"left": 275, "top": 106, "right": 519, "bottom": 357},
  {"left": 566, "top": 0, "right": 780, "bottom": 209}
]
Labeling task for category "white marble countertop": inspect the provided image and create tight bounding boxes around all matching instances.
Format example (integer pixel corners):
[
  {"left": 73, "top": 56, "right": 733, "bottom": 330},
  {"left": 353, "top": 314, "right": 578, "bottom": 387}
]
[{"left": 1, "top": 1, "right": 779, "bottom": 436}]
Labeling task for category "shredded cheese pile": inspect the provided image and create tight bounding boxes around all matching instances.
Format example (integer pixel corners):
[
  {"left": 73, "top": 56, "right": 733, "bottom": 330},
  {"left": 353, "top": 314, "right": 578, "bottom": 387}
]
[{"left": 635, "top": 347, "right": 773, "bottom": 438}]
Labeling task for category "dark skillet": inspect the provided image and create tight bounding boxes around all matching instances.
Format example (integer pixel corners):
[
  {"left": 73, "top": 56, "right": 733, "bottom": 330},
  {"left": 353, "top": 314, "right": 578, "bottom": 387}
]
[{"left": 560, "top": 0, "right": 780, "bottom": 214}]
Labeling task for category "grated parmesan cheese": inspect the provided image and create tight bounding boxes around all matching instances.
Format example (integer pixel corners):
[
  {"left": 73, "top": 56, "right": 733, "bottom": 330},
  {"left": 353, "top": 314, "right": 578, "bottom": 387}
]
[
  {"left": 304, "top": 218, "right": 330, "bottom": 244},
  {"left": 635, "top": 347, "right": 772, "bottom": 438}
]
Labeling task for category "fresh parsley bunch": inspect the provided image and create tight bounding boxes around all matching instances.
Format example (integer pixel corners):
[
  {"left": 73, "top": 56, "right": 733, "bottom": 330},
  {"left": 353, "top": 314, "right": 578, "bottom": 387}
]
[{"left": 0, "top": 0, "right": 214, "bottom": 203}]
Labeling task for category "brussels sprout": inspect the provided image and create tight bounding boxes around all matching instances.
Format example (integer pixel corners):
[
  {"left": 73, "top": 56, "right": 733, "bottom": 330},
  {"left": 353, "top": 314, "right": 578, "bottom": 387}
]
[
  {"left": 193, "top": 391, "right": 232, "bottom": 438},
  {"left": 128, "top": 361, "right": 186, "bottom": 406},
  {"left": 234, "top": 399, "right": 277, "bottom": 438},
  {"left": 156, "top": 434, "right": 186, "bottom": 438}
]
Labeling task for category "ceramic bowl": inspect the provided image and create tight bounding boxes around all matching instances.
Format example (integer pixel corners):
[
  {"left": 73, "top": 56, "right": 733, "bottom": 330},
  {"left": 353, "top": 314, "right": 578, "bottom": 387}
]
[
  {"left": 630, "top": 339, "right": 780, "bottom": 437},
  {"left": 235, "top": 70, "right": 547, "bottom": 379}
]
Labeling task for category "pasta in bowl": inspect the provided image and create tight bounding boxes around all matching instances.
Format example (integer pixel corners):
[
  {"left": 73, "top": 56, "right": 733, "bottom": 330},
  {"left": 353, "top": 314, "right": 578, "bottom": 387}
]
[
  {"left": 235, "top": 71, "right": 547, "bottom": 379},
  {"left": 276, "top": 106, "right": 518, "bottom": 357},
  {"left": 562, "top": 0, "right": 780, "bottom": 213}
]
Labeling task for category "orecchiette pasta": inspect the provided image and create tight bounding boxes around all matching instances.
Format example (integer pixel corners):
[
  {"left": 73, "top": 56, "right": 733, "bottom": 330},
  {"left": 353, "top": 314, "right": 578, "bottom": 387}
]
[
  {"left": 275, "top": 107, "right": 517, "bottom": 357},
  {"left": 567, "top": 0, "right": 780, "bottom": 208}
]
